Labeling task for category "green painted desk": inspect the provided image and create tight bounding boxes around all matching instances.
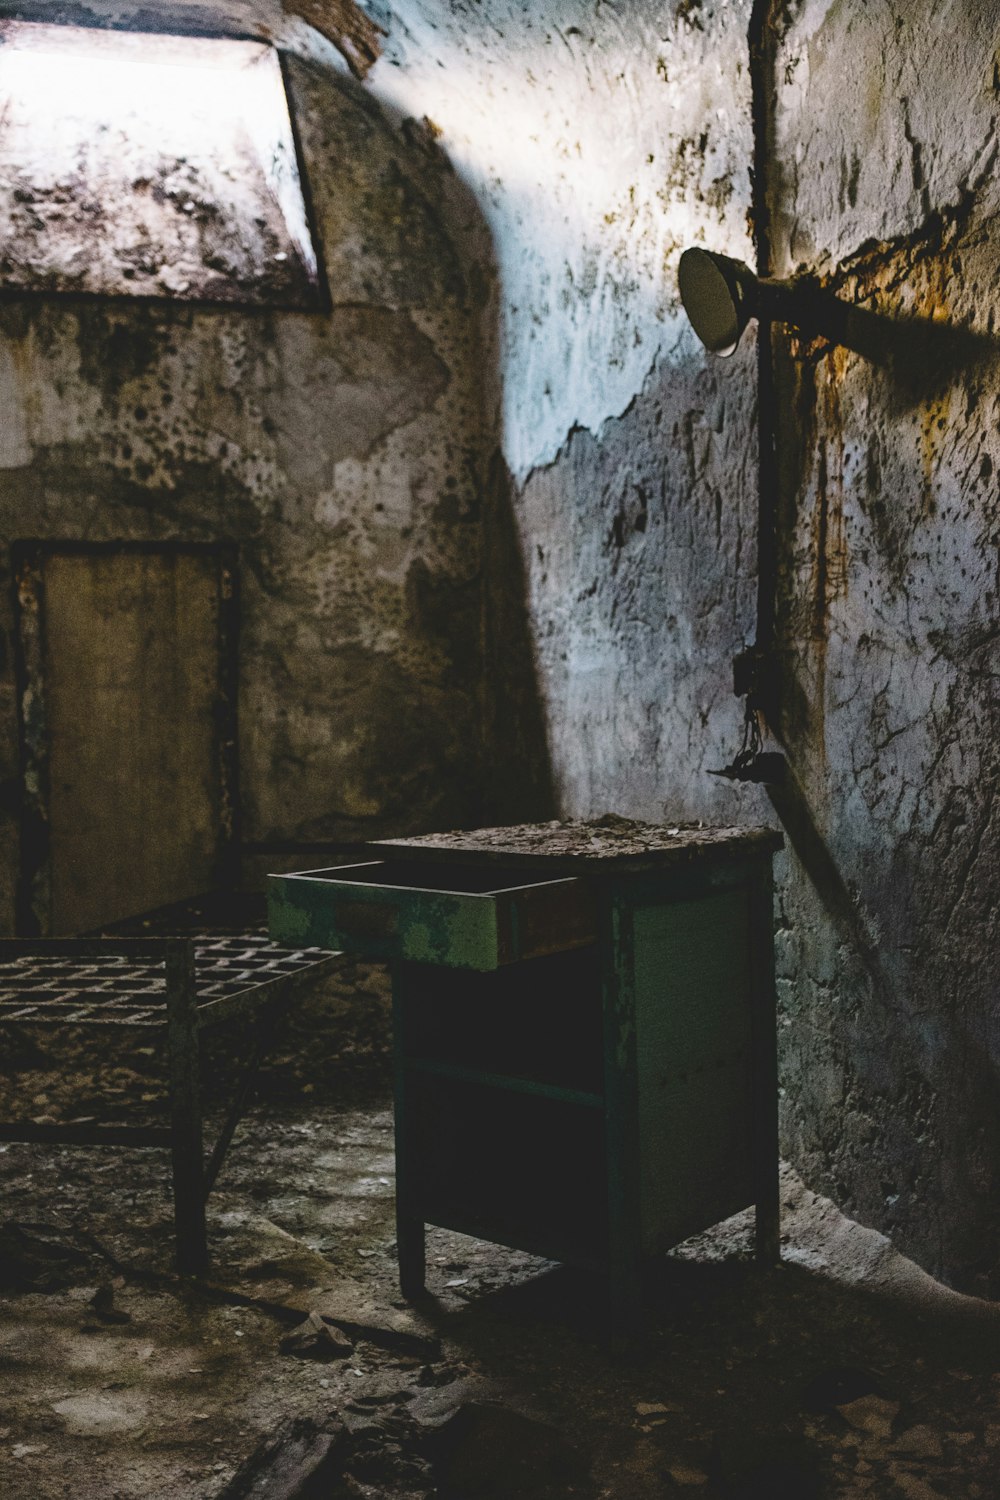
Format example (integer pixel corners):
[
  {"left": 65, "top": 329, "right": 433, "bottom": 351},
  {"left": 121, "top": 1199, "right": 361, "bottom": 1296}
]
[{"left": 268, "top": 818, "right": 783, "bottom": 1333}]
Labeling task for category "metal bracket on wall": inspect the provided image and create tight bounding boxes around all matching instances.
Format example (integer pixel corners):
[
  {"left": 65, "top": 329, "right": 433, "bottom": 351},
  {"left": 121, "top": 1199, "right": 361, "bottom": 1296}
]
[
  {"left": 700, "top": 2, "right": 788, "bottom": 792},
  {"left": 708, "top": 648, "right": 786, "bottom": 786},
  {"left": 732, "top": 645, "right": 777, "bottom": 707}
]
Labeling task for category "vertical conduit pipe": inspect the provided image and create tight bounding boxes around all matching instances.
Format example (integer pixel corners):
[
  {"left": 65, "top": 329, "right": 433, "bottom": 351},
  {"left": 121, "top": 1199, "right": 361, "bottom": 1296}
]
[{"left": 748, "top": 1, "right": 780, "bottom": 677}]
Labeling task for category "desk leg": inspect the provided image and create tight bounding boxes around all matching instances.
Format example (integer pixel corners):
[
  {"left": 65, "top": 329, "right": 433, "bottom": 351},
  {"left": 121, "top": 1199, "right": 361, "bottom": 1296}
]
[
  {"left": 391, "top": 963, "right": 425, "bottom": 1298},
  {"left": 749, "top": 866, "right": 780, "bottom": 1264},
  {"left": 397, "top": 1212, "right": 426, "bottom": 1300},
  {"left": 603, "top": 884, "right": 642, "bottom": 1349}
]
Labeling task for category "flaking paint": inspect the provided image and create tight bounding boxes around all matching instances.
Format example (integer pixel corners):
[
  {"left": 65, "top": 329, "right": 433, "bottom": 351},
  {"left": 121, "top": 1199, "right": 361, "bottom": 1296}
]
[
  {"left": 0, "top": 30, "right": 492, "bottom": 928},
  {"left": 0, "top": 0, "right": 996, "bottom": 1293}
]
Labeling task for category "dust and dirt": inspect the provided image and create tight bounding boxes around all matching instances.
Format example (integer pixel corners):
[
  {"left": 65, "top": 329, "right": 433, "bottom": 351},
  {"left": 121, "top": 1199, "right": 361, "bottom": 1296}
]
[{"left": 0, "top": 959, "right": 997, "bottom": 1499}]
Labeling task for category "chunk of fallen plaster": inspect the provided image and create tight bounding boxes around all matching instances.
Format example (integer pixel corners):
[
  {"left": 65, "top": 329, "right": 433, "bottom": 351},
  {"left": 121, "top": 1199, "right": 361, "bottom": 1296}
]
[
  {"left": 279, "top": 1309, "right": 353, "bottom": 1360},
  {"left": 206, "top": 1213, "right": 439, "bottom": 1359},
  {"left": 891, "top": 1425, "right": 943, "bottom": 1459},
  {"left": 888, "top": 1467, "right": 946, "bottom": 1500},
  {"left": 52, "top": 1392, "right": 149, "bottom": 1435},
  {"left": 667, "top": 1462, "right": 709, "bottom": 1486},
  {"left": 216, "top": 1416, "right": 344, "bottom": 1500},
  {"left": 88, "top": 1281, "right": 131, "bottom": 1324},
  {"left": 835, "top": 1394, "right": 900, "bottom": 1439},
  {"left": 296, "top": 1285, "right": 440, "bottom": 1360}
]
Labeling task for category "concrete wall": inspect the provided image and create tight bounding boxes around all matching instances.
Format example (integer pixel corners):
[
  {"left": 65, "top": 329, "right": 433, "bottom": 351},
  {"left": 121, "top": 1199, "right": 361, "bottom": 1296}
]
[
  {"left": 768, "top": 0, "right": 1000, "bottom": 1297},
  {"left": 0, "top": 17, "right": 493, "bottom": 928},
  {"left": 375, "top": 0, "right": 763, "bottom": 821},
  {"left": 372, "top": 0, "right": 998, "bottom": 1294},
  {"left": 0, "top": 0, "right": 995, "bottom": 1291}
]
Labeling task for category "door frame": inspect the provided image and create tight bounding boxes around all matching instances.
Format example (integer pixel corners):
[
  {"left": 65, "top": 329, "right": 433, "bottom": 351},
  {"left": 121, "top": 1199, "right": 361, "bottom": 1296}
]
[{"left": 12, "top": 539, "right": 240, "bottom": 937}]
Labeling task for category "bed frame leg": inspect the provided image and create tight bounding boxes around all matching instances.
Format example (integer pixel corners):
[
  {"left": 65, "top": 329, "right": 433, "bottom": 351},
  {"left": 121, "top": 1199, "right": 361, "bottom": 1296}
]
[{"left": 166, "top": 939, "right": 207, "bottom": 1275}]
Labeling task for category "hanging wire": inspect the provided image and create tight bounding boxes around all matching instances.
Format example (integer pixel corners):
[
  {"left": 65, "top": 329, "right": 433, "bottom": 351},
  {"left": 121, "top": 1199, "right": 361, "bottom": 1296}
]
[{"left": 708, "top": 692, "right": 786, "bottom": 783}]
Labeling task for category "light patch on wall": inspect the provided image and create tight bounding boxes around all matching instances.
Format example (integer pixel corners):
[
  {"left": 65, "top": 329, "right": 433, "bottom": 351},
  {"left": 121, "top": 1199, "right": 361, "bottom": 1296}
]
[
  {"left": 0, "top": 21, "right": 321, "bottom": 307},
  {"left": 369, "top": 6, "right": 754, "bottom": 477}
]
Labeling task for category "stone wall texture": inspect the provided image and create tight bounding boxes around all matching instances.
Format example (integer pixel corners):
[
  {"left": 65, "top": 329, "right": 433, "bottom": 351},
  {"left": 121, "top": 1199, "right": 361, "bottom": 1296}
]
[
  {"left": 0, "top": 15, "right": 494, "bottom": 931},
  {"left": 376, "top": 0, "right": 765, "bottom": 821},
  {"left": 767, "top": 0, "right": 1000, "bottom": 1297},
  {"left": 0, "top": 0, "right": 996, "bottom": 1292},
  {"left": 374, "top": 0, "right": 1000, "bottom": 1294}
]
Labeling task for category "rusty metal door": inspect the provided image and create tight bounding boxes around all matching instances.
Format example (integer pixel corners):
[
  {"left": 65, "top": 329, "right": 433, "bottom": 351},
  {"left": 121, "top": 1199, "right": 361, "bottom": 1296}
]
[{"left": 15, "top": 542, "right": 238, "bottom": 936}]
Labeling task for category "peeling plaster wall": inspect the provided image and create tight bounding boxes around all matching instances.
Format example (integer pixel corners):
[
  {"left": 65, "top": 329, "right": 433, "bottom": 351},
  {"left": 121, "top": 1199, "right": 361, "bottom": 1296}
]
[
  {"left": 373, "top": 0, "right": 755, "bottom": 479},
  {"left": 372, "top": 0, "right": 999, "bottom": 1291},
  {"left": 769, "top": 0, "right": 1000, "bottom": 1295},
  {"left": 0, "top": 25, "right": 492, "bottom": 927},
  {"left": 0, "top": 0, "right": 996, "bottom": 1291},
  {"left": 0, "top": 25, "right": 321, "bottom": 305},
  {"left": 371, "top": 0, "right": 763, "bottom": 821}
]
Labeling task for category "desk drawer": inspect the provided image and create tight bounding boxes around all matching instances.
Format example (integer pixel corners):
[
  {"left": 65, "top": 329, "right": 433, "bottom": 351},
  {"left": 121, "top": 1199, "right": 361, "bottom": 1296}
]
[{"left": 267, "top": 860, "right": 597, "bottom": 970}]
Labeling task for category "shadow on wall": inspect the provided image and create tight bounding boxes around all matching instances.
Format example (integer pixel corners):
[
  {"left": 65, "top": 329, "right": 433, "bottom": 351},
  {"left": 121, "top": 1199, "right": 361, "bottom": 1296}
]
[
  {"left": 784, "top": 280, "right": 1000, "bottom": 409},
  {"left": 481, "top": 449, "right": 558, "bottom": 826},
  {"left": 289, "top": 63, "right": 558, "bottom": 840},
  {"left": 765, "top": 765, "right": 888, "bottom": 1002},
  {"left": 357, "top": 83, "right": 557, "bottom": 834},
  {"left": 270, "top": 59, "right": 556, "bottom": 845},
  {"left": 767, "top": 258, "right": 1000, "bottom": 1296}
]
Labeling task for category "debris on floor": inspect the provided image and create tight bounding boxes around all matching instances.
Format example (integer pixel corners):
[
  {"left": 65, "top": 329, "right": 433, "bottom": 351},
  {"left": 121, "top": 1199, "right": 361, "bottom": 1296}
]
[
  {"left": 1, "top": 960, "right": 997, "bottom": 1499},
  {"left": 280, "top": 1310, "right": 355, "bottom": 1361},
  {"left": 217, "top": 1414, "right": 346, "bottom": 1500}
]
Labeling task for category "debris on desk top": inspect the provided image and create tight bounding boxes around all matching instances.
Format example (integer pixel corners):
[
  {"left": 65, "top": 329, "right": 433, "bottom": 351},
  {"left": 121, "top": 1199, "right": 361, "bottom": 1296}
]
[{"left": 372, "top": 814, "right": 783, "bottom": 872}]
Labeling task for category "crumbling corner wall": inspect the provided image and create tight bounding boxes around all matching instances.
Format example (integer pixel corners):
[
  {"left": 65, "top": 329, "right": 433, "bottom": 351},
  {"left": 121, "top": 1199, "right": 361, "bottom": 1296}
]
[
  {"left": 372, "top": 0, "right": 1000, "bottom": 1294},
  {"left": 0, "top": 41, "right": 493, "bottom": 929},
  {"left": 768, "top": 0, "right": 1000, "bottom": 1295}
]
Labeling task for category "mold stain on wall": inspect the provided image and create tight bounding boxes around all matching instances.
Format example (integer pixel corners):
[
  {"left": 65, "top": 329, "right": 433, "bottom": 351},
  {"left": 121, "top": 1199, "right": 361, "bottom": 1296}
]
[
  {"left": 0, "top": 41, "right": 501, "bottom": 929},
  {"left": 0, "top": 0, "right": 996, "bottom": 1296},
  {"left": 768, "top": 0, "right": 1000, "bottom": 1294},
  {"left": 372, "top": 0, "right": 999, "bottom": 1295}
]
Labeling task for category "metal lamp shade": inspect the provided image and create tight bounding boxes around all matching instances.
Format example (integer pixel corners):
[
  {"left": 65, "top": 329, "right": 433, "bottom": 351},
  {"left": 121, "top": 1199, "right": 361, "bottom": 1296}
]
[{"left": 678, "top": 247, "right": 758, "bottom": 356}]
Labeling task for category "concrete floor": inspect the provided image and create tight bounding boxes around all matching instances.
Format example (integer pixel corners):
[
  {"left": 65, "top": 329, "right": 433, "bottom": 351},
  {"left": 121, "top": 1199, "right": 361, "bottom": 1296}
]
[{"left": 1, "top": 965, "right": 998, "bottom": 1499}]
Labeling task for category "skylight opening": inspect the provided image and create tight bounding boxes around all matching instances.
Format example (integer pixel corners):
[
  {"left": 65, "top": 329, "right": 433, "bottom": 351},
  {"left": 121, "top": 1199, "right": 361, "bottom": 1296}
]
[{"left": 0, "top": 21, "right": 322, "bottom": 308}]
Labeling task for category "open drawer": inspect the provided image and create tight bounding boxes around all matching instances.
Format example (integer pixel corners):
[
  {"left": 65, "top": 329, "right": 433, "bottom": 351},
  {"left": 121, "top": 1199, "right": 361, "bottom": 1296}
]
[{"left": 267, "top": 860, "right": 597, "bottom": 970}]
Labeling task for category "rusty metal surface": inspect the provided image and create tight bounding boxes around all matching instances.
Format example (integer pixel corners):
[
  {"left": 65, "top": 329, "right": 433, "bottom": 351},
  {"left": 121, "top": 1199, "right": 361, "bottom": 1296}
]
[
  {"left": 0, "top": 934, "right": 337, "bottom": 1028},
  {"left": 0, "top": 896, "right": 343, "bottom": 1275}
]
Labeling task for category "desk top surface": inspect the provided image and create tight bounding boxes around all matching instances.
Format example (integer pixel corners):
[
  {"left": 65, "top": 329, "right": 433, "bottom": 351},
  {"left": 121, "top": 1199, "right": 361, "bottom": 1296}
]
[{"left": 370, "top": 816, "right": 783, "bottom": 875}]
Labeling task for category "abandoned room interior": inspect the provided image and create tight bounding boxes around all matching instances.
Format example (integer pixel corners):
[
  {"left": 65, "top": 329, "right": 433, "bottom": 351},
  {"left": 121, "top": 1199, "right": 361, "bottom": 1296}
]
[{"left": 0, "top": 0, "right": 998, "bottom": 1496}]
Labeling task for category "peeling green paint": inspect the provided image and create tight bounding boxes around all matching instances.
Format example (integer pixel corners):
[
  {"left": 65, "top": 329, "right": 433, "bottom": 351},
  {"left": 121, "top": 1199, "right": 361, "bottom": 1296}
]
[
  {"left": 265, "top": 894, "right": 314, "bottom": 944},
  {"left": 268, "top": 871, "right": 515, "bottom": 971}
]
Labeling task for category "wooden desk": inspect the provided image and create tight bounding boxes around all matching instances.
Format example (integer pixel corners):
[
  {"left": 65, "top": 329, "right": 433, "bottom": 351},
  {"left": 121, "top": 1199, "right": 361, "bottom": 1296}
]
[{"left": 268, "top": 818, "right": 783, "bottom": 1333}]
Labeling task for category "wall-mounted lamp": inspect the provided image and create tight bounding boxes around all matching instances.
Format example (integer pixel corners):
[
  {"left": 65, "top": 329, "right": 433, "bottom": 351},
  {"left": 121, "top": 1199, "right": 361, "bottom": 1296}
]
[
  {"left": 678, "top": 248, "right": 758, "bottom": 356},
  {"left": 677, "top": 245, "right": 811, "bottom": 787},
  {"left": 678, "top": 246, "right": 847, "bottom": 356}
]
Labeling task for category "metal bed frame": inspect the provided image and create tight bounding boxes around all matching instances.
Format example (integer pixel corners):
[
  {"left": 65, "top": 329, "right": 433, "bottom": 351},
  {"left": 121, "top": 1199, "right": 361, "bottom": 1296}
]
[{"left": 0, "top": 931, "right": 343, "bottom": 1273}]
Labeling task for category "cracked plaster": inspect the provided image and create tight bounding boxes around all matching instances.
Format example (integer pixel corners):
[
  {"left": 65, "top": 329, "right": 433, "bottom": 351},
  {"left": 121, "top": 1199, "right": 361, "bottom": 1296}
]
[
  {"left": 766, "top": 0, "right": 1000, "bottom": 1294},
  {"left": 0, "top": 0, "right": 996, "bottom": 1294},
  {"left": 372, "top": 0, "right": 1000, "bottom": 1293},
  {"left": 0, "top": 25, "right": 491, "bottom": 927}
]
